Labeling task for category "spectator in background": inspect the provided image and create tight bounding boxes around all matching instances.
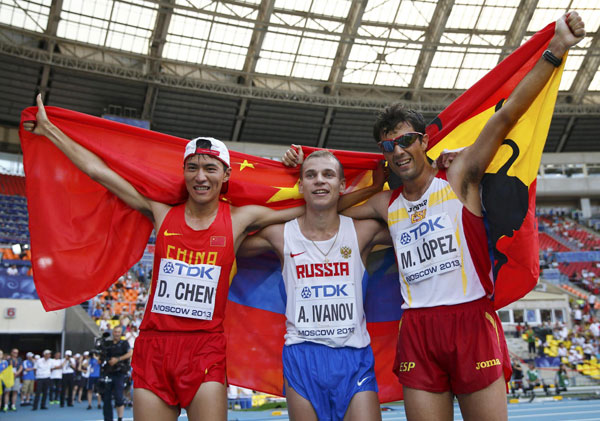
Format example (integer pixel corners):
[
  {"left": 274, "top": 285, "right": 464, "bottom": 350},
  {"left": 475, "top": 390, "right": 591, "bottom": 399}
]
[
  {"left": 583, "top": 340, "right": 594, "bottom": 360},
  {"left": 125, "top": 325, "right": 139, "bottom": 349},
  {"left": 525, "top": 362, "right": 548, "bottom": 401},
  {"left": 557, "top": 343, "right": 568, "bottom": 358},
  {"left": 61, "top": 350, "right": 76, "bottom": 407},
  {"left": 92, "top": 303, "right": 103, "bottom": 320},
  {"left": 526, "top": 325, "right": 536, "bottom": 359},
  {"left": 590, "top": 320, "right": 600, "bottom": 338},
  {"left": 6, "top": 265, "right": 18, "bottom": 276},
  {"left": 568, "top": 346, "right": 583, "bottom": 367},
  {"left": 555, "top": 363, "right": 569, "bottom": 395},
  {"left": 86, "top": 350, "right": 101, "bottom": 410},
  {"left": 33, "top": 350, "right": 52, "bottom": 410},
  {"left": 3, "top": 348, "right": 22, "bottom": 411},
  {"left": 72, "top": 353, "right": 84, "bottom": 404},
  {"left": 49, "top": 351, "right": 62, "bottom": 405},
  {"left": 574, "top": 306, "right": 583, "bottom": 325},
  {"left": 589, "top": 294, "right": 597, "bottom": 318},
  {"left": 21, "top": 352, "right": 35, "bottom": 406},
  {"left": 101, "top": 325, "right": 132, "bottom": 421},
  {"left": 510, "top": 359, "right": 524, "bottom": 397},
  {"left": 515, "top": 322, "right": 523, "bottom": 339}
]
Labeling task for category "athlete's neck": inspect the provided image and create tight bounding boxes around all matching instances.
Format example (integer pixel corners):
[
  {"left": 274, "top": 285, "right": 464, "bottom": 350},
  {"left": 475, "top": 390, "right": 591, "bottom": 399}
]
[
  {"left": 402, "top": 165, "right": 437, "bottom": 201},
  {"left": 184, "top": 199, "right": 219, "bottom": 230},
  {"left": 298, "top": 209, "right": 340, "bottom": 241}
]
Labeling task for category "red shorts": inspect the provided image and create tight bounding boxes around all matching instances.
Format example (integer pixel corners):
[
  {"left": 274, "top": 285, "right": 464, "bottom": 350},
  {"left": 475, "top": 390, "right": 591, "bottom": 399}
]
[
  {"left": 393, "top": 297, "right": 511, "bottom": 394},
  {"left": 132, "top": 330, "right": 226, "bottom": 408}
]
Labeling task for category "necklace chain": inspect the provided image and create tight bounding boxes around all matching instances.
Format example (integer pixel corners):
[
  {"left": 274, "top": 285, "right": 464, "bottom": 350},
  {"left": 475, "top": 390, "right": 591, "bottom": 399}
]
[{"left": 310, "top": 230, "right": 339, "bottom": 263}]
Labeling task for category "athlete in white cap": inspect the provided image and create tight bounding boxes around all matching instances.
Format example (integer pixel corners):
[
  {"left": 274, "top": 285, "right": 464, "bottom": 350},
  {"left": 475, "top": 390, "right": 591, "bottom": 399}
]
[{"left": 24, "top": 97, "right": 306, "bottom": 421}]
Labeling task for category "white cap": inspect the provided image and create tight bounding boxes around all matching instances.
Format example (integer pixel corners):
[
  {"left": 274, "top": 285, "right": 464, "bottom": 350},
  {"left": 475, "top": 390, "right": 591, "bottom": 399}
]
[
  {"left": 184, "top": 137, "right": 230, "bottom": 168},
  {"left": 65, "top": 350, "right": 72, "bottom": 356},
  {"left": 83, "top": 351, "right": 89, "bottom": 356},
  {"left": 43, "top": 349, "right": 51, "bottom": 355},
  {"left": 26, "top": 352, "right": 33, "bottom": 358},
  {"left": 35, "top": 355, "right": 40, "bottom": 360},
  {"left": 74, "top": 353, "right": 81, "bottom": 358}
]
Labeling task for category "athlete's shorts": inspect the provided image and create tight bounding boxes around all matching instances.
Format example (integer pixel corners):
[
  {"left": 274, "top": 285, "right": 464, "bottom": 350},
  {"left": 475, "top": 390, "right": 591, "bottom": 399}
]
[
  {"left": 283, "top": 342, "right": 378, "bottom": 421},
  {"left": 132, "top": 330, "right": 226, "bottom": 408},
  {"left": 394, "top": 297, "right": 511, "bottom": 394},
  {"left": 21, "top": 379, "right": 34, "bottom": 395}
]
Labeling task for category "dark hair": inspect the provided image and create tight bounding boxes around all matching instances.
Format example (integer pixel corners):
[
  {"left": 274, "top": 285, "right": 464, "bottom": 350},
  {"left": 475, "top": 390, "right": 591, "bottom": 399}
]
[
  {"left": 300, "top": 150, "right": 344, "bottom": 180},
  {"left": 372, "top": 103, "right": 426, "bottom": 142}
]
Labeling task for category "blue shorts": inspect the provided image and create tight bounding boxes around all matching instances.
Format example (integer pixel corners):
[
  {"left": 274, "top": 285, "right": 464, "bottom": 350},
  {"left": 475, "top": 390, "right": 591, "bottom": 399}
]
[
  {"left": 283, "top": 342, "right": 378, "bottom": 421},
  {"left": 87, "top": 377, "right": 99, "bottom": 391}
]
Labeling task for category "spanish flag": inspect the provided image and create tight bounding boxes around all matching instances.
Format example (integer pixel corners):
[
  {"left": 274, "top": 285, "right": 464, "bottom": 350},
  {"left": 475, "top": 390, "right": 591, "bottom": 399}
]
[{"left": 20, "top": 22, "right": 561, "bottom": 402}]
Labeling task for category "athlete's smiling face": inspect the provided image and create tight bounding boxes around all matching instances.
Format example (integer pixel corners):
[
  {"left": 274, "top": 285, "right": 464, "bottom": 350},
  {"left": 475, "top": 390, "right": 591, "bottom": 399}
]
[
  {"left": 184, "top": 154, "right": 230, "bottom": 204},
  {"left": 380, "top": 121, "right": 429, "bottom": 182},
  {"left": 299, "top": 155, "right": 345, "bottom": 211}
]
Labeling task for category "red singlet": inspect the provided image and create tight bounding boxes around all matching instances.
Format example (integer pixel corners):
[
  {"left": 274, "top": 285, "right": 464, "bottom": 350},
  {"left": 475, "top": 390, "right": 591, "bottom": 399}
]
[{"left": 140, "top": 201, "right": 236, "bottom": 333}]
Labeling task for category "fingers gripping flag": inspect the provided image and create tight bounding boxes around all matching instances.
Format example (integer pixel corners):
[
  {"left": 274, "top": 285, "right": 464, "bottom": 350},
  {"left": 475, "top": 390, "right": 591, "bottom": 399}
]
[{"left": 20, "top": 22, "right": 562, "bottom": 403}]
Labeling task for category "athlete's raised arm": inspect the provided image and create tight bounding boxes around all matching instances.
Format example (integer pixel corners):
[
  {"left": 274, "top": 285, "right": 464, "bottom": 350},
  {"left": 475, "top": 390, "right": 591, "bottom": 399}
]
[
  {"left": 447, "top": 12, "right": 585, "bottom": 211},
  {"left": 23, "top": 94, "right": 167, "bottom": 223}
]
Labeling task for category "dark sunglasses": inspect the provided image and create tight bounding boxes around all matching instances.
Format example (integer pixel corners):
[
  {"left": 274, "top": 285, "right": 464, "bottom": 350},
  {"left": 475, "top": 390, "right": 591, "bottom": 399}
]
[{"left": 378, "top": 132, "right": 423, "bottom": 152}]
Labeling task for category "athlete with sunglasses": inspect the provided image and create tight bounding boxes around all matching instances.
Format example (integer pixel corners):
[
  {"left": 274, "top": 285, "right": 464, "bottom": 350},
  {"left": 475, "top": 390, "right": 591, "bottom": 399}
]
[{"left": 283, "top": 12, "right": 585, "bottom": 421}]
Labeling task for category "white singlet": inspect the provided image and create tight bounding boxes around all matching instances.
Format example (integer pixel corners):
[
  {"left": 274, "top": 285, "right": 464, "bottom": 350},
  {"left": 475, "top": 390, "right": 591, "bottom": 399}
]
[
  {"left": 282, "top": 215, "right": 370, "bottom": 348},
  {"left": 387, "top": 172, "right": 493, "bottom": 309}
]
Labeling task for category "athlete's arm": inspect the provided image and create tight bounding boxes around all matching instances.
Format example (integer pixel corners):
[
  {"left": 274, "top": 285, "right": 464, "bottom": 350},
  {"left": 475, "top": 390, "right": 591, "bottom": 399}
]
[
  {"left": 23, "top": 94, "right": 168, "bottom": 223},
  {"left": 237, "top": 224, "right": 284, "bottom": 259},
  {"left": 354, "top": 218, "right": 392, "bottom": 264},
  {"left": 341, "top": 189, "right": 391, "bottom": 222},
  {"left": 231, "top": 206, "right": 297, "bottom": 252},
  {"left": 447, "top": 12, "right": 585, "bottom": 212},
  {"left": 337, "top": 160, "right": 387, "bottom": 211}
]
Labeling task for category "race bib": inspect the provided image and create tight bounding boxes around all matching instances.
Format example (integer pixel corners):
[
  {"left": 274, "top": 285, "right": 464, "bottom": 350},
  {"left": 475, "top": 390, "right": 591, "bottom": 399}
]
[
  {"left": 394, "top": 213, "right": 461, "bottom": 284},
  {"left": 151, "top": 258, "right": 220, "bottom": 320},
  {"left": 294, "top": 282, "right": 356, "bottom": 339}
]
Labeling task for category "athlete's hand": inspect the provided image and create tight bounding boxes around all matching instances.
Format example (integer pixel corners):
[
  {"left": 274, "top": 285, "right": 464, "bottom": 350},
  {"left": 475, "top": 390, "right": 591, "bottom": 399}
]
[
  {"left": 23, "top": 94, "right": 52, "bottom": 136},
  {"left": 550, "top": 12, "right": 585, "bottom": 56},
  {"left": 372, "top": 160, "right": 388, "bottom": 190},
  {"left": 282, "top": 144, "right": 304, "bottom": 168},
  {"left": 434, "top": 151, "right": 458, "bottom": 170},
  {"left": 108, "top": 357, "right": 119, "bottom": 366}
]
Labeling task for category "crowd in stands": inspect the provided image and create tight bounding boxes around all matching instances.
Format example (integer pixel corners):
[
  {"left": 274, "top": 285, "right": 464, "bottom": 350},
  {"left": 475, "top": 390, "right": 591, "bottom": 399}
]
[
  {"left": 1, "top": 247, "right": 33, "bottom": 277},
  {"left": 516, "top": 297, "right": 600, "bottom": 392},
  {"left": 87, "top": 267, "right": 149, "bottom": 348}
]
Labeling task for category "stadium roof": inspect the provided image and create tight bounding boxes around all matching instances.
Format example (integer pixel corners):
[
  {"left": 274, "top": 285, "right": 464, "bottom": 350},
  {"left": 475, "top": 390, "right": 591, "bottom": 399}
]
[{"left": 1, "top": 0, "right": 600, "bottom": 153}]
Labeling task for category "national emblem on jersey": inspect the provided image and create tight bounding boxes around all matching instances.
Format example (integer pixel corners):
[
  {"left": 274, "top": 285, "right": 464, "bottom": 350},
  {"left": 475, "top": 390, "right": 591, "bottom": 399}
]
[
  {"left": 411, "top": 209, "right": 427, "bottom": 223},
  {"left": 340, "top": 246, "right": 352, "bottom": 259}
]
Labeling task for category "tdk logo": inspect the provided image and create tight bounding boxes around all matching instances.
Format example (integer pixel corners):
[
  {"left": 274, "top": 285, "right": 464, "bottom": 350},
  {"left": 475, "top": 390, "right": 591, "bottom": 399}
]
[
  {"left": 166, "top": 261, "right": 214, "bottom": 280},
  {"left": 163, "top": 262, "right": 175, "bottom": 274},
  {"left": 407, "top": 216, "right": 445, "bottom": 242},
  {"left": 301, "top": 284, "right": 348, "bottom": 299}
]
